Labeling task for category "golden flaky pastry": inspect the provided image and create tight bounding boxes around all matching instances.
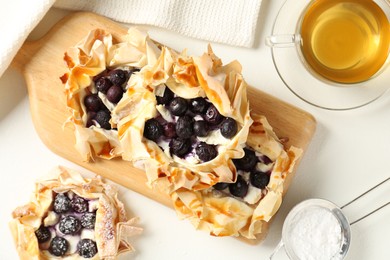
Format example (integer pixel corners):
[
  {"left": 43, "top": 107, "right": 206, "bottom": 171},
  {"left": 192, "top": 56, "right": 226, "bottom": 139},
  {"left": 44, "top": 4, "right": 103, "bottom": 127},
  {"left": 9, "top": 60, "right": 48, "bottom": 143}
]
[
  {"left": 62, "top": 28, "right": 161, "bottom": 162},
  {"left": 112, "top": 46, "right": 253, "bottom": 193},
  {"left": 170, "top": 113, "right": 302, "bottom": 239},
  {"left": 10, "top": 166, "right": 142, "bottom": 259}
]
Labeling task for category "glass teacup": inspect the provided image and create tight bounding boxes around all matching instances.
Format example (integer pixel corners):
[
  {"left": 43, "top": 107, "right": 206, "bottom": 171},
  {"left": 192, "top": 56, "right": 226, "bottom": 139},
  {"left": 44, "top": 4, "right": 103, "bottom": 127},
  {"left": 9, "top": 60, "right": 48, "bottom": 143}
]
[{"left": 266, "top": 0, "right": 390, "bottom": 110}]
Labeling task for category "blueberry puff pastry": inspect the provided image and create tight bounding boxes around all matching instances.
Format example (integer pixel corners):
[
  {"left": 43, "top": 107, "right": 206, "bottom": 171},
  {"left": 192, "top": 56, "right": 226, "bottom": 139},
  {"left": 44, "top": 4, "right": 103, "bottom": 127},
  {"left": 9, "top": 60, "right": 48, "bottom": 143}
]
[
  {"left": 10, "top": 166, "right": 142, "bottom": 259},
  {"left": 62, "top": 28, "right": 161, "bottom": 161}
]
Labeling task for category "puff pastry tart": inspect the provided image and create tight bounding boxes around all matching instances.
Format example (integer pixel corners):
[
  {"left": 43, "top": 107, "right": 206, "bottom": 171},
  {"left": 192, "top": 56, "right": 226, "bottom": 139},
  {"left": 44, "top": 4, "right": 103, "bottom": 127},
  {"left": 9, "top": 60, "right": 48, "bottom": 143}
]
[
  {"left": 62, "top": 28, "right": 161, "bottom": 162},
  {"left": 10, "top": 166, "right": 142, "bottom": 259},
  {"left": 62, "top": 28, "right": 303, "bottom": 240}
]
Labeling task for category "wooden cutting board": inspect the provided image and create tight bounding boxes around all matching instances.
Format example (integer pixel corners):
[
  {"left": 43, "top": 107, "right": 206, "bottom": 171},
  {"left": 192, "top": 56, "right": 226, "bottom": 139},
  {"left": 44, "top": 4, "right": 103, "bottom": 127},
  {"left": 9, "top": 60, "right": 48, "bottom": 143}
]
[{"left": 11, "top": 12, "right": 316, "bottom": 244}]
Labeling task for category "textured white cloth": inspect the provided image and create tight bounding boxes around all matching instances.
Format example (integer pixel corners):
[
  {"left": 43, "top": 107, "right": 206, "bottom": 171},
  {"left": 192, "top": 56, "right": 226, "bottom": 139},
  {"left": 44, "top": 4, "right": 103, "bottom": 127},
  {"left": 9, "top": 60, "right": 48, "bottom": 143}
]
[
  {"left": 0, "top": 0, "right": 55, "bottom": 77},
  {"left": 0, "top": 0, "right": 262, "bottom": 77}
]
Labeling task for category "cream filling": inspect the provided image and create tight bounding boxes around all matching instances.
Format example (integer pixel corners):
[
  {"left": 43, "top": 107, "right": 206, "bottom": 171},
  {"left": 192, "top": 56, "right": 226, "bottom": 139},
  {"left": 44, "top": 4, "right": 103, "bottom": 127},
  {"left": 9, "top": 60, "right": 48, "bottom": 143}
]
[
  {"left": 81, "top": 229, "right": 95, "bottom": 240},
  {"left": 89, "top": 200, "right": 99, "bottom": 212},
  {"left": 197, "top": 129, "right": 230, "bottom": 146},
  {"left": 194, "top": 115, "right": 203, "bottom": 121},
  {"left": 63, "top": 235, "right": 80, "bottom": 254},
  {"left": 155, "top": 83, "right": 166, "bottom": 97},
  {"left": 156, "top": 105, "right": 174, "bottom": 122},
  {"left": 44, "top": 211, "right": 60, "bottom": 227},
  {"left": 256, "top": 162, "right": 273, "bottom": 173},
  {"left": 244, "top": 185, "right": 263, "bottom": 205},
  {"left": 98, "top": 92, "right": 116, "bottom": 112},
  {"left": 67, "top": 191, "right": 75, "bottom": 199},
  {"left": 240, "top": 172, "right": 263, "bottom": 205},
  {"left": 212, "top": 157, "right": 275, "bottom": 205},
  {"left": 184, "top": 154, "right": 200, "bottom": 165}
]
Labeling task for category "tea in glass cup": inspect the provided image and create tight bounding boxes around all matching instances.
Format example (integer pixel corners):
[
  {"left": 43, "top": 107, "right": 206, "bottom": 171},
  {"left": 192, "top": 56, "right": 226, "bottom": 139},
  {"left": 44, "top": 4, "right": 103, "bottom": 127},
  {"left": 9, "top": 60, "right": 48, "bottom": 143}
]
[
  {"left": 300, "top": 0, "right": 390, "bottom": 84},
  {"left": 266, "top": 0, "right": 390, "bottom": 110}
]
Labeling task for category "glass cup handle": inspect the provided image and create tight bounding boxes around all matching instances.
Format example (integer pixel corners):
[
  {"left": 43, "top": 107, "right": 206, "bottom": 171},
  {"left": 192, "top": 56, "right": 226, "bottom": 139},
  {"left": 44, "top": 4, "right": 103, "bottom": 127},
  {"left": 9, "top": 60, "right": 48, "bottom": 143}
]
[
  {"left": 268, "top": 239, "right": 285, "bottom": 260},
  {"left": 265, "top": 34, "right": 301, "bottom": 48}
]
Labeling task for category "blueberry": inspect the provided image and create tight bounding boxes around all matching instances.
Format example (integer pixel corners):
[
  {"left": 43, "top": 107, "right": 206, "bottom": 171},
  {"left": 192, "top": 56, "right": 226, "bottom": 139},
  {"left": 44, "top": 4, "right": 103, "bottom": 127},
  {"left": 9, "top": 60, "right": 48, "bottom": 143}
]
[
  {"left": 78, "top": 239, "right": 98, "bottom": 258},
  {"left": 71, "top": 196, "right": 88, "bottom": 213},
  {"left": 175, "top": 116, "right": 194, "bottom": 139},
  {"left": 59, "top": 215, "right": 81, "bottom": 235},
  {"left": 35, "top": 225, "right": 51, "bottom": 243},
  {"left": 220, "top": 117, "right": 238, "bottom": 139},
  {"left": 129, "top": 67, "right": 141, "bottom": 75},
  {"left": 106, "top": 85, "right": 123, "bottom": 104},
  {"left": 108, "top": 69, "right": 127, "bottom": 86},
  {"left": 156, "top": 86, "right": 174, "bottom": 105},
  {"left": 259, "top": 154, "right": 273, "bottom": 165},
  {"left": 95, "top": 77, "right": 112, "bottom": 94},
  {"left": 53, "top": 193, "right": 71, "bottom": 214},
  {"left": 204, "top": 104, "right": 223, "bottom": 125},
  {"left": 168, "top": 97, "right": 188, "bottom": 116},
  {"left": 189, "top": 98, "right": 209, "bottom": 114},
  {"left": 163, "top": 122, "right": 177, "bottom": 138},
  {"left": 84, "top": 94, "right": 102, "bottom": 112},
  {"left": 86, "top": 112, "right": 97, "bottom": 128},
  {"left": 233, "top": 148, "right": 258, "bottom": 172},
  {"left": 193, "top": 121, "right": 209, "bottom": 137},
  {"left": 229, "top": 175, "right": 248, "bottom": 198},
  {"left": 169, "top": 138, "right": 191, "bottom": 157},
  {"left": 213, "top": 182, "right": 229, "bottom": 190},
  {"left": 250, "top": 171, "right": 270, "bottom": 189},
  {"left": 195, "top": 142, "right": 218, "bottom": 162},
  {"left": 92, "top": 70, "right": 108, "bottom": 82},
  {"left": 49, "top": 237, "right": 69, "bottom": 257},
  {"left": 95, "top": 110, "right": 111, "bottom": 130},
  {"left": 81, "top": 212, "right": 96, "bottom": 229},
  {"left": 144, "top": 118, "right": 163, "bottom": 141}
]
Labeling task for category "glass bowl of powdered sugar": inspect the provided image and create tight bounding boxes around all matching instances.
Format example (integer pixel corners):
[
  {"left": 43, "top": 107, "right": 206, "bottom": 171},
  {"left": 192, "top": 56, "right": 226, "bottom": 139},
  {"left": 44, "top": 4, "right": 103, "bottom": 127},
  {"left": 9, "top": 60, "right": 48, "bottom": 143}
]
[{"left": 274, "top": 198, "right": 351, "bottom": 260}]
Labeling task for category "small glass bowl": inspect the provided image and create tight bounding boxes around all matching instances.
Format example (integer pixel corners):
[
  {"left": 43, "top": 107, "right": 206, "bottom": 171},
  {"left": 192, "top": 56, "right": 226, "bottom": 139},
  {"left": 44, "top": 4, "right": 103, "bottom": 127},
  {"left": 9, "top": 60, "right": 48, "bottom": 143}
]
[{"left": 281, "top": 199, "right": 351, "bottom": 260}]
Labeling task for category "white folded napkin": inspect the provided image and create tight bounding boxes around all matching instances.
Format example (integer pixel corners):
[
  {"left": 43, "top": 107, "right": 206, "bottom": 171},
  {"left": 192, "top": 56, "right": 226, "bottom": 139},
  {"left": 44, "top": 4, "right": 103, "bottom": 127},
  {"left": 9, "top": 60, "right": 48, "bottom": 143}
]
[
  {"left": 0, "top": 0, "right": 55, "bottom": 77},
  {"left": 0, "top": 0, "right": 262, "bottom": 77}
]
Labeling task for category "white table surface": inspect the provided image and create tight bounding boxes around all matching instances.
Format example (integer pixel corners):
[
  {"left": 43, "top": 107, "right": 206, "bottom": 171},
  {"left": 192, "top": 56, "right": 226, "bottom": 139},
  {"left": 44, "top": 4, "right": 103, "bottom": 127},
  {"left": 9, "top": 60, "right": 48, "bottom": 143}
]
[{"left": 1, "top": 2, "right": 390, "bottom": 260}]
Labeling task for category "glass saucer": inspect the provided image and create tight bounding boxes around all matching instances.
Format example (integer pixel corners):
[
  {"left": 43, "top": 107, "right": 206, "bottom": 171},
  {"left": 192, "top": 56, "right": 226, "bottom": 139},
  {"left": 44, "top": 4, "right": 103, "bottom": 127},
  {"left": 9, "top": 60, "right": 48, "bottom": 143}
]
[{"left": 269, "top": 0, "right": 390, "bottom": 110}]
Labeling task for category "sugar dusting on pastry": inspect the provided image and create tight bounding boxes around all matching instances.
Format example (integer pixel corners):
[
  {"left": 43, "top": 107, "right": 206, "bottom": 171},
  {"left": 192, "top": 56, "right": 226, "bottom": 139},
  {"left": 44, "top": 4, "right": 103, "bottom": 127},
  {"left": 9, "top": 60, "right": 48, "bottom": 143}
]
[{"left": 9, "top": 166, "right": 142, "bottom": 259}]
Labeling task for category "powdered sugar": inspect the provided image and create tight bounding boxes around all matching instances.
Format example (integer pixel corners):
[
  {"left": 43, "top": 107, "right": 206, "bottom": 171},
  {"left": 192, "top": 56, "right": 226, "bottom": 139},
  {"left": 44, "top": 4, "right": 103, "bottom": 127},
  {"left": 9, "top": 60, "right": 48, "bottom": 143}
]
[{"left": 288, "top": 206, "right": 342, "bottom": 260}]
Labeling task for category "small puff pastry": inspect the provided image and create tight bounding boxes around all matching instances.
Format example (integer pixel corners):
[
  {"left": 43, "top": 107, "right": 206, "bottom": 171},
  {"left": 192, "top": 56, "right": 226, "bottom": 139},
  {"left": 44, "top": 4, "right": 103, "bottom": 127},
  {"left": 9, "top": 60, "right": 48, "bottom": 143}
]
[
  {"left": 10, "top": 166, "right": 142, "bottom": 259},
  {"left": 62, "top": 28, "right": 161, "bottom": 162}
]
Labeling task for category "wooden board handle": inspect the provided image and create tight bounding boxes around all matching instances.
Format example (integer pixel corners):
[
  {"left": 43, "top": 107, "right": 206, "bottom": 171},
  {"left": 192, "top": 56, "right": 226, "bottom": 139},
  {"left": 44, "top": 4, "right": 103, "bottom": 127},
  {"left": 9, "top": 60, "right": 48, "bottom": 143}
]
[{"left": 12, "top": 40, "right": 40, "bottom": 72}]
